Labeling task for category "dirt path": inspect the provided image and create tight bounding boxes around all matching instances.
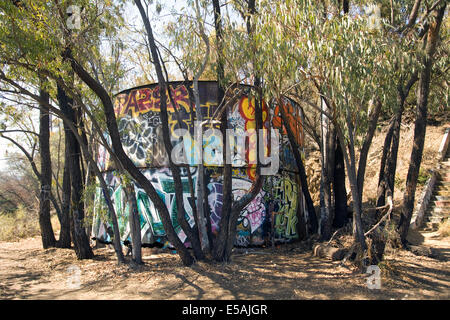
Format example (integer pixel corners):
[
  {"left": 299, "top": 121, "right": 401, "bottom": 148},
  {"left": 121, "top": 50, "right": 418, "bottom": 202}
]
[{"left": 0, "top": 234, "right": 449, "bottom": 300}]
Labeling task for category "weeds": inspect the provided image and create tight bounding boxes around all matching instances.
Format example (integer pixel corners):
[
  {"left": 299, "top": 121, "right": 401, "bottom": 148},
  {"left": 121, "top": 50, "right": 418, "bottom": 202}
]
[
  {"left": 0, "top": 205, "right": 40, "bottom": 241},
  {"left": 438, "top": 219, "right": 450, "bottom": 237}
]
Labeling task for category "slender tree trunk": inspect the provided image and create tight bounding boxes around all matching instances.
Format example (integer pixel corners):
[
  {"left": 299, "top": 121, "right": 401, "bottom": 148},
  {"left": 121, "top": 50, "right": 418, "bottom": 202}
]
[
  {"left": 211, "top": 0, "right": 234, "bottom": 262},
  {"left": 134, "top": 0, "right": 204, "bottom": 261},
  {"left": 334, "top": 107, "right": 366, "bottom": 256},
  {"left": 376, "top": 115, "right": 396, "bottom": 214},
  {"left": 320, "top": 135, "right": 335, "bottom": 241},
  {"left": 220, "top": 0, "right": 269, "bottom": 262},
  {"left": 376, "top": 74, "right": 417, "bottom": 217},
  {"left": 279, "top": 102, "right": 318, "bottom": 237},
  {"left": 57, "top": 85, "right": 93, "bottom": 259},
  {"left": 222, "top": 85, "right": 264, "bottom": 262},
  {"left": 398, "top": 3, "right": 446, "bottom": 244},
  {"left": 333, "top": 138, "right": 348, "bottom": 228},
  {"left": 125, "top": 182, "right": 142, "bottom": 264},
  {"left": 319, "top": 104, "right": 335, "bottom": 240},
  {"left": 193, "top": 81, "right": 209, "bottom": 253},
  {"left": 39, "top": 85, "right": 57, "bottom": 249},
  {"left": 356, "top": 99, "right": 382, "bottom": 210},
  {"left": 57, "top": 138, "right": 72, "bottom": 248},
  {"left": 70, "top": 4, "right": 194, "bottom": 266}
]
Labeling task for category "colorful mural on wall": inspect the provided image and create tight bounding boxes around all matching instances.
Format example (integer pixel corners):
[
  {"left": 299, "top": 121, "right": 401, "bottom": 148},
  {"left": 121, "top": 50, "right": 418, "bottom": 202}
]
[{"left": 92, "top": 81, "right": 307, "bottom": 248}]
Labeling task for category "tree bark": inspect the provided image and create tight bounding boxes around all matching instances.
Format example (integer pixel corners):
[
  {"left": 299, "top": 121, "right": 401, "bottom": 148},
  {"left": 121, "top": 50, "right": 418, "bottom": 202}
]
[
  {"left": 376, "top": 115, "right": 395, "bottom": 214},
  {"left": 57, "top": 85, "right": 93, "bottom": 259},
  {"left": 125, "top": 182, "right": 142, "bottom": 264},
  {"left": 134, "top": 0, "right": 204, "bottom": 261},
  {"left": 319, "top": 105, "right": 335, "bottom": 241},
  {"left": 397, "top": 3, "right": 446, "bottom": 244},
  {"left": 280, "top": 101, "right": 318, "bottom": 236},
  {"left": 376, "top": 74, "right": 417, "bottom": 217},
  {"left": 211, "top": 0, "right": 234, "bottom": 262},
  {"left": 333, "top": 138, "right": 348, "bottom": 228},
  {"left": 38, "top": 85, "right": 57, "bottom": 249},
  {"left": 66, "top": 29, "right": 194, "bottom": 267},
  {"left": 356, "top": 99, "right": 382, "bottom": 210},
  {"left": 222, "top": 86, "right": 264, "bottom": 262},
  {"left": 334, "top": 103, "right": 366, "bottom": 256},
  {"left": 57, "top": 138, "right": 72, "bottom": 248}
]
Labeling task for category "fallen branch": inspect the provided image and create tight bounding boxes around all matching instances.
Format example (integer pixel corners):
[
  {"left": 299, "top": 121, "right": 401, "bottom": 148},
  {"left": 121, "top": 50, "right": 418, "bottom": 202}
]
[{"left": 364, "top": 195, "right": 393, "bottom": 237}]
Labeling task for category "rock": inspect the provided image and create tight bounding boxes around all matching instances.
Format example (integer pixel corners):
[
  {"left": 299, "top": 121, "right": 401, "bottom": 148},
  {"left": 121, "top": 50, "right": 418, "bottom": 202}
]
[
  {"left": 313, "top": 244, "right": 347, "bottom": 261},
  {"left": 408, "top": 245, "right": 441, "bottom": 259}
]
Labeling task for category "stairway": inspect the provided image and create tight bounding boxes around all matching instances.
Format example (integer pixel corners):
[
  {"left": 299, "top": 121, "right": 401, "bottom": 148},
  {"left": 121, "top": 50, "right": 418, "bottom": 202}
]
[{"left": 420, "top": 147, "right": 450, "bottom": 232}]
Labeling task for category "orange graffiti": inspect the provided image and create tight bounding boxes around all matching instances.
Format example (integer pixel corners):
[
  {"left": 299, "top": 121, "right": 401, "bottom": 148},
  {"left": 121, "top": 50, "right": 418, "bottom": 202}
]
[
  {"left": 272, "top": 100, "right": 304, "bottom": 148},
  {"left": 114, "top": 85, "right": 191, "bottom": 117},
  {"left": 237, "top": 97, "right": 270, "bottom": 181}
]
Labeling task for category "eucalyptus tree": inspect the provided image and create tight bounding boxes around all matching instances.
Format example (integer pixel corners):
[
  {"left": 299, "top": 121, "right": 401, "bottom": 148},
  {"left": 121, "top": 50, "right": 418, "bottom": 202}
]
[
  {"left": 164, "top": 0, "right": 213, "bottom": 252},
  {"left": 250, "top": 0, "right": 400, "bottom": 265},
  {"left": 0, "top": 98, "right": 67, "bottom": 247},
  {"left": 397, "top": 2, "right": 447, "bottom": 245},
  {"left": 0, "top": 0, "right": 131, "bottom": 260}
]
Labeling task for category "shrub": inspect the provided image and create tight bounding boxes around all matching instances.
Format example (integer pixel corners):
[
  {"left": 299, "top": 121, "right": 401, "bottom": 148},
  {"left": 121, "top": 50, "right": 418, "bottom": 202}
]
[
  {"left": 0, "top": 205, "right": 40, "bottom": 241},
  {"left": 438, "top": 219, "right": 450, "bottom": 237}
]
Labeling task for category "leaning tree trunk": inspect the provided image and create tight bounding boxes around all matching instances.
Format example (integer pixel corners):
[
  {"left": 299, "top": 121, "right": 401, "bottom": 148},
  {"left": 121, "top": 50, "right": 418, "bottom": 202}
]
[
  {"left": 376, "top": 73, "right": 418, "bottom": 218},
  {"left": 279, "top": 101, "right": 317, "bottom": 238},
  {"left": 57, "top": 85, "right": 94, "bottom": 259},
  {"left": 134, "top": 0, "right": 204, "bottom": 261},
  {"left": 333, "top": 102, "right": 366, "bottom": 260},
  {"left": 356, "top": 99, "right": 382, "bottom": 212},
  {"left": 68, "top": 6, "right": 194, "bottom": 266},
  {"left": 398, "top": 3, "right": 446, "bottom": 244},
  {"left": 222, "top": 85, "right": 265, "bottom": 262},
  {"left": 38, "top": 84, "right": 57, "bottom": 249}
]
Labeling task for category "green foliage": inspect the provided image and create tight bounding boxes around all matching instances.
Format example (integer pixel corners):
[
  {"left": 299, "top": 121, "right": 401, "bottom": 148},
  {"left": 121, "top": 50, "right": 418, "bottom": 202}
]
[
  {"left": 417, "top": 167, "right": 431, "bottom": 185},
  {"left": 394, "top": 174, "right": 404, "bottom": 190}
]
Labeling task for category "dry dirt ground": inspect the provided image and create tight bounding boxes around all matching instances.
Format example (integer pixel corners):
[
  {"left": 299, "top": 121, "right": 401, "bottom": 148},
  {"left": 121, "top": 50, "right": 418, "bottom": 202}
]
[
  {"left": 1, "top": 121, "right": 448, "bottom": 300},
  {"left": 0, "top": 230, "right": 448, "bottom": 300}
]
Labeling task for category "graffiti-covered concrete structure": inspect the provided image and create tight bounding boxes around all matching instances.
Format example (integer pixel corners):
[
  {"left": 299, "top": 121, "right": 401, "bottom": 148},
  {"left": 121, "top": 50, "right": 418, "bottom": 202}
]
[{"left": 92, "top": 81, "right": 308, "bottom": 248}]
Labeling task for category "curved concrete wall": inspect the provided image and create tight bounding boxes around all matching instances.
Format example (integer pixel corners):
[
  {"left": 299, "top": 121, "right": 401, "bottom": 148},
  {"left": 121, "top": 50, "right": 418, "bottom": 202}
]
[{"left": 92, "top": 81, "right": 308, "bottom": 247}]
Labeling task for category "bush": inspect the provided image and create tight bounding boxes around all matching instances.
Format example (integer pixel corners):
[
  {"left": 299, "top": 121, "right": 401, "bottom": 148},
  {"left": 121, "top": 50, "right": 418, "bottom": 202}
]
[
  {"left": 417, "top": 168, "right": 431, "bottom": 185},
  {"left": 438, "top": 219, "right": 450, "bottom": 238},
  {"left": 0, "top": 205, "right": 40, "bottom": 241}
]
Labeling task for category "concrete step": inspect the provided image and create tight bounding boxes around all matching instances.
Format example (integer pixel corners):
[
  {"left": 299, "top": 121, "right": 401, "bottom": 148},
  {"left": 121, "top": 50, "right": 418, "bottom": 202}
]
[
  {"left": 425, "top": 208, "right": 450, "bottom": 217},
  {"left": 436, "top": 189, "right": 450, "bottom": 196},
  {"left": 421, "top": 221, "right": 441, "bottom": 231},
  {"left": 427, "top": 207, "right": 450, "bottom": 214},
  {"left": 424, "top": 216, "right": 445, "bottom": 223},
  {"left": 435, "top": 181, "right": 450, "bottom": 190},
  {"left": 434, "top": 195, "right": 450, "bottom": 201},
  {"left": 433, "top": 200, "right": 450, "bottom": 207},
  {"left": 423, "top": 222, "right": 444, "bottom": 230}
]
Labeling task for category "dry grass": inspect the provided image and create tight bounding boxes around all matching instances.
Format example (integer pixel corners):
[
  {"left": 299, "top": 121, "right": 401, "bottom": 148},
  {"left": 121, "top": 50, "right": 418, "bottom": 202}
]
[
  {"left": 438, "top": 219, "right": 450, "bottom": 238},
  {"left": 362, "top": 122, "right": 450, "bottom": 207},
  {"left": 0, "top": 206, "right": 60, "bottom": 242}
]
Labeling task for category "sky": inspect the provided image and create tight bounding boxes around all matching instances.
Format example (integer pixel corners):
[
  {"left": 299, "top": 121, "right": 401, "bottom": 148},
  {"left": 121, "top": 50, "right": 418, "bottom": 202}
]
[
  {"left": 0, "top": 140, "right": 11, "bottom": 171},
  {"left": 0, "top": 0, "right": 241, "bottom": 171}
]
